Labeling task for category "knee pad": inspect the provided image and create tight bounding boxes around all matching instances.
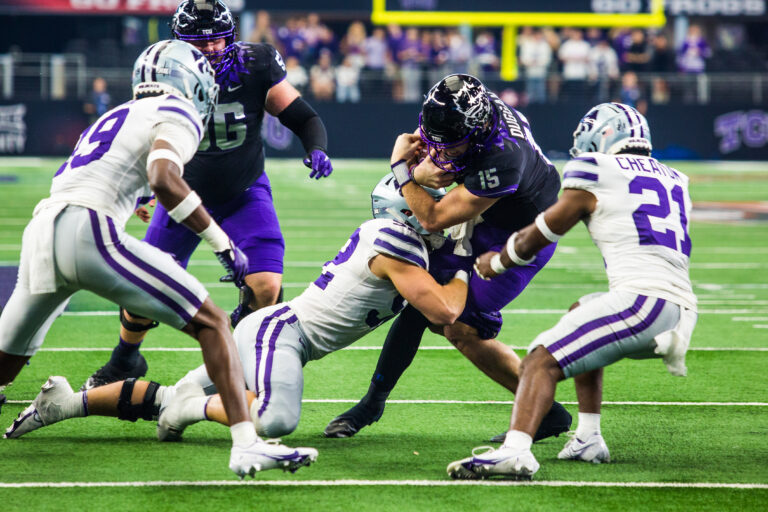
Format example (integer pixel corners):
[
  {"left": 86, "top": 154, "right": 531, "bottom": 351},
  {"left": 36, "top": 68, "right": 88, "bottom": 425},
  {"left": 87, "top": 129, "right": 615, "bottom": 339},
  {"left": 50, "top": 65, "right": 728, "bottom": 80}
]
[
  {"left": 120, "top": 309, "right": 159, "bottom": 333},
  {"left": 117, "top": 378, "right": 161, "bottom": 422}
]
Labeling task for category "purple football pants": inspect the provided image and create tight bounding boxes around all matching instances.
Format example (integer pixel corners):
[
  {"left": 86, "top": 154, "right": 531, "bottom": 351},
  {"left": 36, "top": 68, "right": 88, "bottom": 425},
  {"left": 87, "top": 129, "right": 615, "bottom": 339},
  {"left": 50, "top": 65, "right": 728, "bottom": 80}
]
[
  {"left": 429, "top": 222, "right": 555, "bottom": 339},
  {"left": 144, "top": 173, "right": 285, "bottom": 274}
]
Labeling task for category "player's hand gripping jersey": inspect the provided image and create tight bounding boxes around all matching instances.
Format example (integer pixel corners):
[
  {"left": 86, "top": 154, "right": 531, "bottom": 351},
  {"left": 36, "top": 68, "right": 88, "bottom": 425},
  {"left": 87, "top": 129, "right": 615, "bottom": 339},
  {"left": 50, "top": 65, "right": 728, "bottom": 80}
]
[
  {"left": 46, "top": 95, "right": 203, "bottom": 226},
  {"left": 289, "top": 219, "right": 430, "bottom": 359},
  {"left": 561, "top": 152, "right": 697, "bottom": 311}
]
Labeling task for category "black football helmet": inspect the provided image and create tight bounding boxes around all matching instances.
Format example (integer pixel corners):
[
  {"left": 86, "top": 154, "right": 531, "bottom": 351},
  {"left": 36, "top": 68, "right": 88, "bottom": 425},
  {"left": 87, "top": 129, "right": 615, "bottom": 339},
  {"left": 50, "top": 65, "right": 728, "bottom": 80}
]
[
  {"left": 170, "top": 0, "right": 237, "bottom": 75},
  {"left": 419, "top": 74, "right": 493, "bottom": 172}
]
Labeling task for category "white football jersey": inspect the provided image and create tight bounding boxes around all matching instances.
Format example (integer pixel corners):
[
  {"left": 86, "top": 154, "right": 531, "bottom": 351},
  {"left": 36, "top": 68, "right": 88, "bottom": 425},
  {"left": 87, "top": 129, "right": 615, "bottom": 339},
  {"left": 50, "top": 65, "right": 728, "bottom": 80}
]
[
  {"left": 290, "top": 218, "right": 430, "bottom": 359},
  {"left": 561, "top": 152, "right": 697, "bottom": 311},
  {"left": 43, "top": 94, "right": 203, "bottom": 227}
]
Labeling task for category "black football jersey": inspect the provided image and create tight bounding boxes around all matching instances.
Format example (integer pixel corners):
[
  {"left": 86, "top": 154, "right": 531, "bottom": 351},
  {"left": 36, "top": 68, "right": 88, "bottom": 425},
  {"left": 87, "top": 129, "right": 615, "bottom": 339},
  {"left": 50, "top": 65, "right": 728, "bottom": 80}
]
[
  {"left": 458, "top": 93, "right": 561, "bottom": 233},
  {"left": 183, "top": 42, "right": 287, "bottom": 205}
]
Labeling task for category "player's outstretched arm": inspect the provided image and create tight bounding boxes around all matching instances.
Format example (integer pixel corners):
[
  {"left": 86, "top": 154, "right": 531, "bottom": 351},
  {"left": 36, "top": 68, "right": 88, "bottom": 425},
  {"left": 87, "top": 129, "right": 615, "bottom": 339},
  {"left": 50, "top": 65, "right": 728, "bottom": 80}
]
[
  {"left": 475, "top": 188, "right": 597, "bottom": 279},
  {"left": 146, "top": 139, "right": 248, "bottom": 286},
  {"left": 371, "top": 254, "right": 469, "bottom": 326},
  {"left": 268, "top": 80, "right": 333, "bottom": 179}
]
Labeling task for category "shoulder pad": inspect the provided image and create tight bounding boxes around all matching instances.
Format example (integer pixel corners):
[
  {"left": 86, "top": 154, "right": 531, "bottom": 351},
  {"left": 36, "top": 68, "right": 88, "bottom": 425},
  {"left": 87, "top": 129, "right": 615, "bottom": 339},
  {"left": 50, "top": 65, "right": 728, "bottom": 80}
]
[
  {"left": 155, "top": 95, "right": 203, "bottom": 142},
  {"left": 561, "top": 153, "right": 605, "bottom": 191},
  {"left": 369, "top": 220, "right": 428, "bottom": 270}
]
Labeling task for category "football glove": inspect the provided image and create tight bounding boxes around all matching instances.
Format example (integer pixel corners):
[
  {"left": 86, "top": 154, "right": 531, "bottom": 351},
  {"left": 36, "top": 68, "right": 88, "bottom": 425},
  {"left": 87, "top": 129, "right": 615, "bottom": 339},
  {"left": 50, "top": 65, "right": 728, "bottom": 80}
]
[
  {"left": 230, "top": 285, "right": 255, "bottom": 328},
  {"left": 215, "top": 242, "right": 249, "bottom": 288},
  {"left": 303, "top": 149, "right": 333, "bottom": 179}
]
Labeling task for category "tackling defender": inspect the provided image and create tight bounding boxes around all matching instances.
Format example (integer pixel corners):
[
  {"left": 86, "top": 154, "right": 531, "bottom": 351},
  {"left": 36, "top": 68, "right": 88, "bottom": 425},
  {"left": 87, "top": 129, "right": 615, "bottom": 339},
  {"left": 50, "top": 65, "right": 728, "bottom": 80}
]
[
  {"left": 0, "top": 41, "right": 316, "bottom": 477},
  {"left": 82, "top": 0, "right": 333, "bottom": 390},
  {"left": 6, "top": 175, "right": 469, "bottom": 443},
  {"left": 325, "top": 74, "right": 571, "bottom": 441},
  {"left": 447, "top": 103, "right": 697, "bottom": 479}
]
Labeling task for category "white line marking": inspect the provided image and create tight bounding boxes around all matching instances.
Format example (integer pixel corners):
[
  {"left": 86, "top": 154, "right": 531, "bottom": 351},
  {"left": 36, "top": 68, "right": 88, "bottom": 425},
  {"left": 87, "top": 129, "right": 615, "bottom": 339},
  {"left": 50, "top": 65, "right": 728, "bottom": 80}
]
[
  {"left": 6, "top": 399, "right": 767, "bottom": 407},
  {"left": 732, "top": 317, "right": 768, "bottom": 322},
  {"left": 0, "top": 480, "right": 765, "bottom": 489},
  {"left": 754, "top": 325, "right": 768, "bottom": 329},
  {"left": 33, "top": 346, "right": 768, "bottom": 353}
]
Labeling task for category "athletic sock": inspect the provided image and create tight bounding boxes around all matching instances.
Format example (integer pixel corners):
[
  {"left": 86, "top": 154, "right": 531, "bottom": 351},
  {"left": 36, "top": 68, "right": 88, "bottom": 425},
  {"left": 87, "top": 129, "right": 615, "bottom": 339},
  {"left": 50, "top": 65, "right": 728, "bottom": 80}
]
[
  {"left": 109, "top": 337, "right": 142, "bottom": 371},
  {"left": 154, "top": 385, "right": 207, "bottom": 424},
  {"left": 575, "top": 412, "right": 601, "bottom": 440},
  {"left": 66, "top": 392, "right": 89, "bottom": 419},
  {"left": 502, "top": 430, "right": 533, "bottom": 451}
]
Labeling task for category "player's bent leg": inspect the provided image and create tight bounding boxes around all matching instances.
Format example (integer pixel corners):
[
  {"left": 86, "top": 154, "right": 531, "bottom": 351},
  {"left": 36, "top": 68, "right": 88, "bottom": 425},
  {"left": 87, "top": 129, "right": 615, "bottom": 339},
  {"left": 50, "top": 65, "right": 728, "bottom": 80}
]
[
  {"left": 80, "top": 309, "right": 152, "bottom": 391},
  {"left": 324, "top": 304, "right": 428, "bottom": 438}
]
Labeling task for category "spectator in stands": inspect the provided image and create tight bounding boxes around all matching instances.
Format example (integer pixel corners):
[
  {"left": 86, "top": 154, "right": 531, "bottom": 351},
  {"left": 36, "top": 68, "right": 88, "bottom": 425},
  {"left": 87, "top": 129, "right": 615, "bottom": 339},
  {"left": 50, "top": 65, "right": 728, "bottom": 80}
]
[
  {"left": 619, "top": 71, "right": 642, "bottom": 107},
  {"left": 284, "top": 56, "right": 309, "bottom": 95},
  {"left": 585, "top": 27, "right": 604, "bottom": 46},
  {"left": 610, "top": 27, "right": 633, "bottom": 70},
  {"left": 519, "top": 28, "right": 552, "bottom": 104},
  {"left": 83, "top": 77, "right": 111, "bottom": 124},
  {"left": 362, "top": 27, "right": 391, "bottom": 100},
  {"left": 624, "top": 29, "right": 651, "bottom": 73},
  {"left": 428, "top": 29, "right": 451, "bottom": 86},
  {"left": 650, "top": 33, "right": 676, "bottom": 72},
  {"left": 309, "top": 49, "right": 335, "bottom": 102},
  {"left": 341, "top": 21, "right": 367, "bottom": 70},
  {"left": 398, "top": 27, "right": 425, "bottom": 102},
  {"left": 336, "top": 55, "right": 361, "bottom": 103},
  {"left": 678, "top": 24, "right": 711, "bottom": 73},
  {"left": 589, "top": 38, "right": 619, "bottom": 103},
  {"left": 249, "top": 10, "right": 276, "bottom": 46},
  {"left": 558, "top": 28, "right": 591, "bottom": 102},
  {"left": 446, "top": 28, "right": 472, "bottom": 74},
  {"left": 315, "top": 25, "right": 338, "bottom": 61},
  {"left": 474, "top": 31, "right": 499, "bottom": 73},
  {"left": 277, "top": 17, "right": 307, "bottom": 62}
]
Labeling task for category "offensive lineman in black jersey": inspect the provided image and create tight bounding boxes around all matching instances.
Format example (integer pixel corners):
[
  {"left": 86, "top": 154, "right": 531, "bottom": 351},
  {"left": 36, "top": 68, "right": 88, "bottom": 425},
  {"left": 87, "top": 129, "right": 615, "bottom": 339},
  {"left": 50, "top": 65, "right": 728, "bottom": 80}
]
[
  {"left": 81, "top": 0, "right": 333, "bottom": 390},
  {"left": 325, "top": 74, "right": 572, "bottom": 442}
]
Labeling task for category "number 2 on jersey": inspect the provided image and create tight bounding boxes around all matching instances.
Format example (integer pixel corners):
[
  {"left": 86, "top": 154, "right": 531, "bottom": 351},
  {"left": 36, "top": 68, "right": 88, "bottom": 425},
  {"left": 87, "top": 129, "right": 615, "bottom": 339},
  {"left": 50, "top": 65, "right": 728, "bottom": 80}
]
[{"left": 629, "top": 176, "right": 691, "bottom": 256}]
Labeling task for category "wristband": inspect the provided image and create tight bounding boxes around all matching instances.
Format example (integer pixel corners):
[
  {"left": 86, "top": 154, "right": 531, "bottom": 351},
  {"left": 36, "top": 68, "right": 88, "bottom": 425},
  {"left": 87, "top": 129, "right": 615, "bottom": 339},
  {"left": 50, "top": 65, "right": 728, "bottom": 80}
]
[
  {"left": 535, "top": 212, "right": 562, "bottom": 243},
  {"left": 505, "top": 232, "right": 536, "bottom": 266},
  {"left": 490, "top": 253, "right": 507, "bottom": 275},
  {"left": 147, "top": 148, "right": 184, "bottom": 176},
  {"left": 453, "top": 270, "right": 469, "bottom": 284},
  {"left": 199, "top": 221, "right": 230, "bottom": 253},
  {"left": 167, "top": 191, "right": 202, "bottom": 223},
  {"left": 391, "top": 159, "right": 412, "bottom": 187},
  {"left": 230, "top": 421, "right": 257, "bottom": 448}
]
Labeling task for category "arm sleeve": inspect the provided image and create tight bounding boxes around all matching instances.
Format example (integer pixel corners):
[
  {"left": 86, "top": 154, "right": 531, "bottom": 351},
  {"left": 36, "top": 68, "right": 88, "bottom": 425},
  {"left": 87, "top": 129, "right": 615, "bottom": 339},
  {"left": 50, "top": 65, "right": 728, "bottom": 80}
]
[{"left": 277, "top": 97, "right": 328, "bottom": 153}]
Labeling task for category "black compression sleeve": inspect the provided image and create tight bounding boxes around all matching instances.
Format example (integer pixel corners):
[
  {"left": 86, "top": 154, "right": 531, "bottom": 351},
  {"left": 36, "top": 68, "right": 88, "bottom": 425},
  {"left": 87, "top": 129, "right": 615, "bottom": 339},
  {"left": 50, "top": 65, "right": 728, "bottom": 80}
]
[
  {"left": 277, "top": 97, "right": 328, "bottom": 153},
  {"left": 369, "top": 304, "right": 429, "bottom": 393}
]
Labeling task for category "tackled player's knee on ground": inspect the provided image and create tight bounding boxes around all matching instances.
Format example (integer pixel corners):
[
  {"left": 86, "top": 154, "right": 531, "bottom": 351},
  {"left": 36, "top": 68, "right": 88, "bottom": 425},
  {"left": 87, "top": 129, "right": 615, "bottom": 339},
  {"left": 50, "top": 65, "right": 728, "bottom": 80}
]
[{"left": 252, "top": 405, "right": 299, "bottom": 438}]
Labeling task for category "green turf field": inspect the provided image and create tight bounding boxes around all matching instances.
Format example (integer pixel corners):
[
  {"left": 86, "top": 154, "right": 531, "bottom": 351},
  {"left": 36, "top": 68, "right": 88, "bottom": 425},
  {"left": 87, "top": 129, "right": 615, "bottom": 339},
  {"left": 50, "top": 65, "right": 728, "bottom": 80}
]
[{"left": 0, "top": 157, "right": 766, "bottom": 511}]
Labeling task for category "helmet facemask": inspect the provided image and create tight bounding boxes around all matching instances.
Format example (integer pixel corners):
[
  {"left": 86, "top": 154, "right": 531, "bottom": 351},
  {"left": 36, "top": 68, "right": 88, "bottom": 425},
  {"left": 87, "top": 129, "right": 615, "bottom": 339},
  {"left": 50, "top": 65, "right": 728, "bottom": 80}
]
[{"left": 171, "top": 0, "right": 237, "bottom": 77}]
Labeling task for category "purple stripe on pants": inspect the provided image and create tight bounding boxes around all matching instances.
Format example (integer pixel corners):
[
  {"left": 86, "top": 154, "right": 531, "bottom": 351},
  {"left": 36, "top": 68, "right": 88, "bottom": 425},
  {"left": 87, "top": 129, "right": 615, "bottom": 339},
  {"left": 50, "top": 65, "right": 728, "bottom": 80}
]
[
  {"left": 88, "top": 210, "right": 193, "bottom": 324},
  {"left": 548, "top": 295, "right": 647, "bottom": 353},
  {"left": 253, "top": 305, "right": 291, "bottom": 398},
  {"left": 105, "top": 217, "right": 203, "bottom": 310},
  {"left": 559, "top": 297, "right": 666, "bottom": 367}
]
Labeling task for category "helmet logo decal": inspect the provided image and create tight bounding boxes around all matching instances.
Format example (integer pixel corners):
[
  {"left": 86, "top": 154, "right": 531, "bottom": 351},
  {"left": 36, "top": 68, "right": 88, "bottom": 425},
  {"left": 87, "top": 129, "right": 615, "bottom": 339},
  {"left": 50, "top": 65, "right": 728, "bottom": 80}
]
[
  {"left": 424, "top": 87, "right": 446, "bottom": 106},
  {"left": 451, "top": 82, "right": 487, "bottom": 129}
]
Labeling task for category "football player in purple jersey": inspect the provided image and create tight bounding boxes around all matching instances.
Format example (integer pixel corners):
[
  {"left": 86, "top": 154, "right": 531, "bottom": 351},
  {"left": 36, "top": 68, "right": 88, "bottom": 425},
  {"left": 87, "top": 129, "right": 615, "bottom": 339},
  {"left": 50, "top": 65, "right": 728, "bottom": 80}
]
[
  {"left": 325, "top": 74, "right": 572, "bottom": 443},
  {"left": 81, "top": 0, "right": 333, "bottom": 391}
]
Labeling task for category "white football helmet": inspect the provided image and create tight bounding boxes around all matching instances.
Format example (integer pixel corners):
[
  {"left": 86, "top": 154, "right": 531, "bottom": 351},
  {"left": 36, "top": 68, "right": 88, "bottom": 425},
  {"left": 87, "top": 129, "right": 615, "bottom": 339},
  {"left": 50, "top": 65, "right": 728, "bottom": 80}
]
[
  {"left": 131, "top": 39, "right": 219, "bottom": 124},
  {"left": 371, "top": 174, "right": 445, "bottom": 236},
  {"left": 570, "top": 102, "right": 652, "bottom": 158}
]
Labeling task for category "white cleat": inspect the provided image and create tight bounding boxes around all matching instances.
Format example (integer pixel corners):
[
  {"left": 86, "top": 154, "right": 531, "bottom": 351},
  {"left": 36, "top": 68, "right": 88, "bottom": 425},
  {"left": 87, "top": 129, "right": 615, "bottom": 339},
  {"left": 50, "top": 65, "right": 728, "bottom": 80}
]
[
  {"left": 557, "top": 433, "right": 611, "bottom": 464},
  {"left": 447, "top": 446, "right": 540, "bottom": 480},
  {"left": 5, "top": 376, "right": 74, "bottom": 439},
  {"left": 229, "top": 440, "right": 318, "bottom": 478},
  {"left": 157, "top": 381, "right": 206, "bottom": 442}
]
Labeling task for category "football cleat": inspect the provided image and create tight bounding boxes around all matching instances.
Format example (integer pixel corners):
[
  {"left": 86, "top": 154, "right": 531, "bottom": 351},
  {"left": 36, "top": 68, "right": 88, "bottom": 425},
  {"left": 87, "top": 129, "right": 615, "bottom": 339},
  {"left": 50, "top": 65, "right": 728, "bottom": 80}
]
[
  {"left": 323, "top": 401, "right": 385, "bottom": 438},
  {"left": 229, "top": 440, "right": 318, "bottom": 478},
  {"left": 5, "top": 376, "right": 74, "bottom": 439},
  {"left": 447, "top": 445, "right": 540, "bottom": 480},
  {"left": 490, "top": 401, "right": 572, "bottom": 443},
  {"left": 157, "top": 381, "right": 206, "bottom": 442},
  {"left": 557, "top": 432, "right": 611, "bottom": 464},
  {"left": 80, "top": 353, "right": 148, "bottom": 391}
]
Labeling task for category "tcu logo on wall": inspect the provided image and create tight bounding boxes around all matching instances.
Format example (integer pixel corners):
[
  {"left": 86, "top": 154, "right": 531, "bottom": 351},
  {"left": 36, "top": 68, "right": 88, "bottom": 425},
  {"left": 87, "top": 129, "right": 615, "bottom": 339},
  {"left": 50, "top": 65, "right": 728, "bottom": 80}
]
[{"left": 714, "top": 110, "right": 768, "bottom": 154}]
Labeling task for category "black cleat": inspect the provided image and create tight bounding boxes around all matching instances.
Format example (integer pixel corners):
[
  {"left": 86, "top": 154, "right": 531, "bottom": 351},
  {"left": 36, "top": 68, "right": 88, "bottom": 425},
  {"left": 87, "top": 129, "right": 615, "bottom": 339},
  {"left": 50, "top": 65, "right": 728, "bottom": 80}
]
[
  {"left": 80, "top": 354, "right": 148, "bottom": 391},
  {"left": 323, "top": 401, "right": 386, "bottom": 438},
  {"left": 0, "top": 393, "right": 6, "bottom": 415},
  {"left": 489, "top": 401, "right": 572, "bottom": 443}
]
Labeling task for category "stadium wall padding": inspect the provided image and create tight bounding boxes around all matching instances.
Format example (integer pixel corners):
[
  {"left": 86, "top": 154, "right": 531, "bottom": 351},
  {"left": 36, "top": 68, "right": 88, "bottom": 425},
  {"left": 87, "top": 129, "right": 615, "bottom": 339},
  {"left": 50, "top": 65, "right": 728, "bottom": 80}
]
[{"left": 2, "top": 101, "right": 767, "bottom": 161}]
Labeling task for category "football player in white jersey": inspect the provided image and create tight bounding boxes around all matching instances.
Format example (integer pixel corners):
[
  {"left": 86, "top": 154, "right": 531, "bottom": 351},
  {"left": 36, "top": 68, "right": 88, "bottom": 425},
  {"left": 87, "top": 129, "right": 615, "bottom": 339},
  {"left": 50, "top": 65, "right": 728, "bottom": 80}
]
[
  {"left": 0, "top": 40, "right": 317, "bottom": 477},
  {"left": 447, "top": 103, "right": 697, "bottom": 479},
  {"left": 6, "top": 175, "right": 469, "bottom": 443}
]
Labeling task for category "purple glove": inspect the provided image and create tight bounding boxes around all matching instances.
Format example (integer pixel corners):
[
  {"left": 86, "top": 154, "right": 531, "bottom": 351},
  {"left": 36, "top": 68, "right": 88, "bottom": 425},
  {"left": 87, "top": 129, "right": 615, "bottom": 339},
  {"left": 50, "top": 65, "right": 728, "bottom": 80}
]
[
  {"left": 303, "top": 149, "right": 333, "bottom": 179},
  {"left": 215, "top": 242, "right": 249, "bottom": 288}
]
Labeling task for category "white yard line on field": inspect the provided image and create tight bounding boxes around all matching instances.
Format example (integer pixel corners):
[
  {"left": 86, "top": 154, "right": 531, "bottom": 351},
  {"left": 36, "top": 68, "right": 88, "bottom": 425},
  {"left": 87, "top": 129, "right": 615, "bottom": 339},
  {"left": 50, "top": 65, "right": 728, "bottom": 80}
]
[{"left": 0, "top": 479, "right": 765, "bottom": 489}]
